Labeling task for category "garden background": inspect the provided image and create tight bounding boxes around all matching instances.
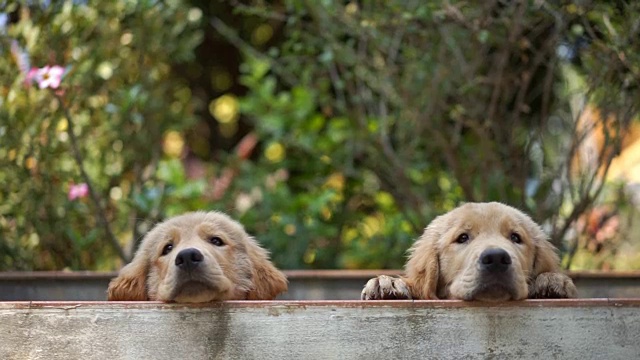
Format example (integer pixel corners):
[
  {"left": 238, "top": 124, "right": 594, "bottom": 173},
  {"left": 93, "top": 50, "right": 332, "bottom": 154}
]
[{"left": 1, "top": 0, "right": 640, "bottom": 272}]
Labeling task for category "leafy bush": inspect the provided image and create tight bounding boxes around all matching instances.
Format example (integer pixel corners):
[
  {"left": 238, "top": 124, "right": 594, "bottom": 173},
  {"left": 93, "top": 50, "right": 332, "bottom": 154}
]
[
  {"left": 2, "top": 1, "right": 640, "bottom": 271},
  {"left": 216, "top": 1, "right": 640, "bottom": 269},
  {"left": 0, "top": 1, "right": 202, "bottom": 269}
]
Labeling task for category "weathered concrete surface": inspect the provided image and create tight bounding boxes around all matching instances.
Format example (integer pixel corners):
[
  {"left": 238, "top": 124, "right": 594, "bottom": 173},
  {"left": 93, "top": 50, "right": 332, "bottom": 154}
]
[
  {"left": 1, "top": 270, "right": 639, "bottom": 300},
  {"left": 0, "top": 300, "right": 638, "bottom": 360}
]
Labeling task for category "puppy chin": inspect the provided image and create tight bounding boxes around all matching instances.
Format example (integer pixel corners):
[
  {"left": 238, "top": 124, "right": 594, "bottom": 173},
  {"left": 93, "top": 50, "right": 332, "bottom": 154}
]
[
  {"left": 171, "top": 282, "right": 229, "bottom": 303},
  {"left": 158, "top": 274, "right": 234, "bottom": 303},
  {"left": 467, "top": 286, "right": 515, "bottom": 302},
  {"left": 451, "top": 272, "right": 526, "bottom": 302}
]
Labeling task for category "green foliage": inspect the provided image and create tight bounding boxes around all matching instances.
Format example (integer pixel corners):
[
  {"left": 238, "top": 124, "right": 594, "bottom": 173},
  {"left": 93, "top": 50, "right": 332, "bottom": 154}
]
[
  {"left": 226, "top": 58, "right": 417, "bottom": 268},
  {"left": 0, "top": 1, "right": 203, "bottom": 269},
  {"left": 1, "top": 1, "right": 640, "bottom": 271},
  {"left": 221, "top": 0, "right": 640, "bottom": 269}
]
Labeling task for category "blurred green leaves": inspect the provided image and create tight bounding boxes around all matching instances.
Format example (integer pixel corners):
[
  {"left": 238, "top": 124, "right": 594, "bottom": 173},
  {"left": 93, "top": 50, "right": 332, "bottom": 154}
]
[
  {"left": 0, "top": 1, "right": 202, "bottom": 270},
  {"left": 220, "top": 0, "right": 640, "bottom": 269},
  {"left": 2, "top": 1, "right": 640, "bottom": 272}
]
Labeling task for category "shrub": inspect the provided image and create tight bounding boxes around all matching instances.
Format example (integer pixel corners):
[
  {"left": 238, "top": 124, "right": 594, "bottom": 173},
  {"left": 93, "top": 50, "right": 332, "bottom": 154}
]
[{"left": 0, "top": 1, "right": 202, "bottom": 269}]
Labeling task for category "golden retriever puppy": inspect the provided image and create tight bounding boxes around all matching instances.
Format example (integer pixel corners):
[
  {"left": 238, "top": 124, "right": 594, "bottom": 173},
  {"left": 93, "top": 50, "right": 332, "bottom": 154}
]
[
  {"left": 108, "top": 211, "right": 287, "bottom": 302},
  {"left": 361, "top": 202, "right": 577, "bottom": 301}
]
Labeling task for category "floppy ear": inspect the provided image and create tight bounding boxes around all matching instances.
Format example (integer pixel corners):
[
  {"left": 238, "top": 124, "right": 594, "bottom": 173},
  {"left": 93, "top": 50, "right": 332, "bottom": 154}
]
[
  {"left": 245, "top": 240, "right": 288, "bottom": 300},
  {"left": 404, "top": 220, "right": 442, "bottom": 300},
  {"left": 107, "top": 252, "right": 149, "bottom": 301},
  {"left": 525, "top": 219, "right": 561, "bottom": 276},
  {"left": 532, "top": 234, "right": 561, "bottom": 276}
]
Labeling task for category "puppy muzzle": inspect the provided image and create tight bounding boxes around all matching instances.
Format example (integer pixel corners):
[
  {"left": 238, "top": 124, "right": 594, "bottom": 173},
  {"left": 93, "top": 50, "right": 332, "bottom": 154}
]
[{"left": 467, "top": 248, "right": 519, "bottom": 301}]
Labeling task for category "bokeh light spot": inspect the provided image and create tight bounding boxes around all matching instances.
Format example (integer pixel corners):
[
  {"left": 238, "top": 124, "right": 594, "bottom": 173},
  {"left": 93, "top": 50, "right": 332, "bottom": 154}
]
[
  {"left": 120, "top": 32, "right": 133, "bottom": 46},
  {"left": 25, "top": 157, "right": 37, "bottom": 170},
  {"left": 284, "top": 223, "right": 297, "bottom": 236},
  {"left": 163, "top": 131, "right": 185, "bottom": 157},
  {"left": 112, "top": 140, "right": 123, "bottom": 152},
  {"left": 188, "top": 8, "right": 202, "bottom": 22},
  {"left": 264, "top": 142, "right": 285, "bottom": 163},
  {"left": 209, "top": 94, "right": 239, "bottom": 124},
  {"left": 252, "top": 24, "right": 273, "bottom": 46},
  {"left": 96, "top": 62, "right": 113, "bottom": 80},
  {"left": 110, "top": 186, "right": 123, "bottom": 201}
]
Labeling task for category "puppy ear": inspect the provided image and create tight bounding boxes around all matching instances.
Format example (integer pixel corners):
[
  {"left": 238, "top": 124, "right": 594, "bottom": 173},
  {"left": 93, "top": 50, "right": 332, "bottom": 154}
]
[
  {"left": 107, "top": 252, "right": 149, "bottom": 301},
  {"left": 532, "top": 233, "right": 561, "bottom": 276},
  {"left": 245, "top": 240, "right": 288, "bottom": 300},
  {"left": 404, "top": 220, "right": 442, "bottom": 299},
  {"left": 532, "top": 238, "right": 560, "bottom": 277}
]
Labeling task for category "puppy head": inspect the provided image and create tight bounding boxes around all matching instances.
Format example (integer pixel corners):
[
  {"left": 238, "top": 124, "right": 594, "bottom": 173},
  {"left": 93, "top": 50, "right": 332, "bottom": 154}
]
[
  {"left": 107, "top": 211, "right": 287, "bottom": 302},
  {"left": 406, "top": 202, "right": 559, "bottom": 301}
]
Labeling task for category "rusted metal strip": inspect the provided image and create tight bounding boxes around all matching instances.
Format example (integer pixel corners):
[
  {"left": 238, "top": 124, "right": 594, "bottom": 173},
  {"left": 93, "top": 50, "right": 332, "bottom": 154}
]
[{"left": 2, "top": 299, "right": 640, "bottom": 309}]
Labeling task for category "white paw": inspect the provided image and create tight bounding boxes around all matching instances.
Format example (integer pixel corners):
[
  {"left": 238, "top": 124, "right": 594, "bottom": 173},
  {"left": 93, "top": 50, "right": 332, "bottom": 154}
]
[{"left": 361, "top": 275, "right": 412, "bottom": 300}]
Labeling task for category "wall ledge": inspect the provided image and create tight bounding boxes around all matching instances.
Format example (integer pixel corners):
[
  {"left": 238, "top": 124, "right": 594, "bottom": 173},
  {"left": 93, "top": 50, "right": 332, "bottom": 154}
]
[{"left": 1, "top": 299, "right": 639, "bottom": 359}]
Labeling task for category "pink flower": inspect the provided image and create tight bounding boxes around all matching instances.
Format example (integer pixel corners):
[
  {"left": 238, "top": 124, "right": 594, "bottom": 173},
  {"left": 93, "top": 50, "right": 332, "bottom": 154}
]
[
  {"left": 68, "top": 183, "right": 89, "bottom": 201},
  {"left": 35, "top": 65, "right": 65, "bottom": 89}
]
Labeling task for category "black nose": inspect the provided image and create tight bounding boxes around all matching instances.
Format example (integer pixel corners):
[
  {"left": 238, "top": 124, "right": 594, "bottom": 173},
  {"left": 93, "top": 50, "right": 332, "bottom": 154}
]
[
  {"left": 175, "top": 248, "right": 204, "bottom": 271},
  {"left": 479, "top": 248, "right": 512, "bottom": 273}
]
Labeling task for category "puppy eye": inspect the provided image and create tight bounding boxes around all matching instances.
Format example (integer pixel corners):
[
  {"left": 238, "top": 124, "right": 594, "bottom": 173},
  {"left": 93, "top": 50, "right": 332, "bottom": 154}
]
[
  {"left": 208, "top": 236, "right": 224, "bottom": 246},
  {"left": 161, "top": 243, "right": 173, "bottom": 256},
  {"left": 510, "top": 233, "right": 522, "bottom": 244},
  {"left": 455, "top": 233, "right": 470, "bottom": 244}
]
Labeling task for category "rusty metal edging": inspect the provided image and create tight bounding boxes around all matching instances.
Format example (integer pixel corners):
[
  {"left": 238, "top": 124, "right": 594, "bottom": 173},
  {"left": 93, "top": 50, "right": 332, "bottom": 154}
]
[{"left": 1, "top": 298, "right": 639, "bottom": 310}]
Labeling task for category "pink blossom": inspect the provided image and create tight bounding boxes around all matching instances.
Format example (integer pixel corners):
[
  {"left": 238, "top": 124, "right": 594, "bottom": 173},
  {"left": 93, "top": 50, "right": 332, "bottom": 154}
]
[
  {"left": 68, "top": 183, "right": 89, "bottom": 201},
  {"left": 35, "top": 65, "right": 65, "bottom": 89}
]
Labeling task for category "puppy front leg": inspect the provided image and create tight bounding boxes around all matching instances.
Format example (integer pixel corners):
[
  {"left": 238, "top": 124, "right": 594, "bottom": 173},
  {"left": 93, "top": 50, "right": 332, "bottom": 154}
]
[
  {"left": 528, "top": 272, "right": 578, "bottom": 299},
  {"left": 361, "top": 275, "right": 413, "bottom": 300}
]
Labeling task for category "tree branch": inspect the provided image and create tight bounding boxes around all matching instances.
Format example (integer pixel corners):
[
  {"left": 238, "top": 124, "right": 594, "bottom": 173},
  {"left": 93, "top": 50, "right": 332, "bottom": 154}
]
[{"left": 56, "top": 94, "right": 129, "bottom": 263}]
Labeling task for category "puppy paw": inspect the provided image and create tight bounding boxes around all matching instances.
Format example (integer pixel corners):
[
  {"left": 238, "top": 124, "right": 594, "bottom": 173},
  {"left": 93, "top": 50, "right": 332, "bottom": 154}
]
[
  {"left": 529, "top": 272, "right": 577, "bottom": 299},
  {"left": 361, "top": 275, "right": 412, "bottom": 300}
]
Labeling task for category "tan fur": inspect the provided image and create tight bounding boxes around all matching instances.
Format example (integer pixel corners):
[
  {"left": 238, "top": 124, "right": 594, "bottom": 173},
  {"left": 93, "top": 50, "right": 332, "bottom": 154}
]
[
  {"left": 106, "top": 257, "right": 148, "bottom": 301},
  {"left": 108, "top": 212, "right": 287, "bottom": 302},
  {"left": 245, "top": 240, "right": 289, "bottom": 300},
  {"left": 362, "top": 202, "right": 577, "bottom": 301},
  {"left": 404, "top": 229, "right": 439, "bottom": 299}
]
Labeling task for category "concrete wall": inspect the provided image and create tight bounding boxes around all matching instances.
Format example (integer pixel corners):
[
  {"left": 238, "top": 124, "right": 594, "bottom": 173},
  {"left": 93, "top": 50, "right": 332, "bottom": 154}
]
[
  {"left": 0, "top": 299, "right": 638, "bottom": 359},
  {"left": 0, "top": 270, "right": 639, "bottom": 301}
]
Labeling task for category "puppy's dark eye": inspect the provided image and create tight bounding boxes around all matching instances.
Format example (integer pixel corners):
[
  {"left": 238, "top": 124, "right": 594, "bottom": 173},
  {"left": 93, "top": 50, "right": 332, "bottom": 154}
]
[
  {"left": 209, "top": 236, "right": 224, "bottom": 246},
  {"left": 455, "top": 233, "right": 470, "bottom": 244},
  {"left": 161, "top": 243, "right": 173, "bottom": 256},
  {"left": 510, "top": 233, "right": 522, "bottom": 244}
]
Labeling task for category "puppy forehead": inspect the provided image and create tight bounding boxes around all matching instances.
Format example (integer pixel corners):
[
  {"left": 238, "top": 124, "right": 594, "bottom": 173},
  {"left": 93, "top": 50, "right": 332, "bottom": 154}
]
[
  {"left": 448, "top": 202, "right": 530, "bottom": 233},
  {"left": 145, "top": 211, "right": 247, "bottom": 246}
]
